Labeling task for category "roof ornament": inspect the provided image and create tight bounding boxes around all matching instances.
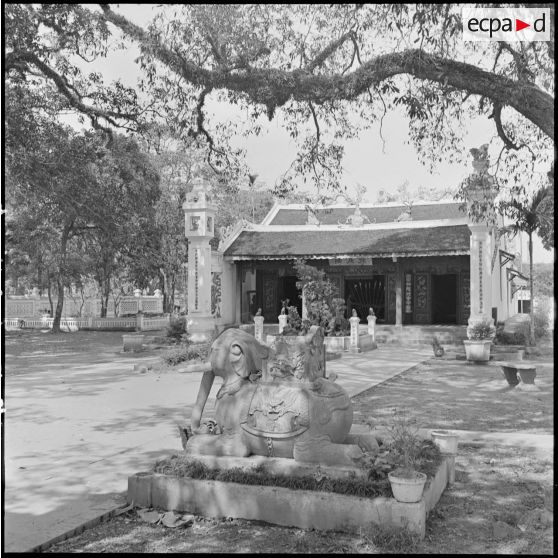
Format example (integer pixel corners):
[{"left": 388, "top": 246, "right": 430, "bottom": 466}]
[
  {"left": 340, "top": 204, "right": 371, "bottom": 227},
  {"left": 395, "top": 200, "right": 413, "bottom": 222},
  {"left": 218, "top": 218, "right": 253, "bottom": 251}
]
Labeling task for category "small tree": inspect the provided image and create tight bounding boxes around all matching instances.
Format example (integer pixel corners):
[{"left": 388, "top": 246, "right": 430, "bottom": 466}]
[
  {"left": 500, "top": 186, "right": 553, "bottom": 345},
  {"left": 293, "top": 259, "right": 349, "bottom": 336}
]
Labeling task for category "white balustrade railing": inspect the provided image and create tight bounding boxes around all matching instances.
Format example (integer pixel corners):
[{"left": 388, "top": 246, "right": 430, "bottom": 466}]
[
  {"left": 4, "top": 314, "right": 170, "bottom": 332},
  {"left": 5, "top": 294, "right": 164, "bottom": 318}
]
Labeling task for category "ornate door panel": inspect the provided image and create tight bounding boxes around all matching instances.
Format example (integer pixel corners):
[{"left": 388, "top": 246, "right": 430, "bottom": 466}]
[
  {"left": 257, "top": 271, "right": 278, "bottom": 323},
  {"left": 413, "top": 272, "right": 430, "bottom": 324}
]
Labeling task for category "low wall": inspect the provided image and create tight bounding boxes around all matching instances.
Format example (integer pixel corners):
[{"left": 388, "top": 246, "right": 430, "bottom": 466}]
[{"left": 127, "top": 456, "right": 454, "bottom": 538}]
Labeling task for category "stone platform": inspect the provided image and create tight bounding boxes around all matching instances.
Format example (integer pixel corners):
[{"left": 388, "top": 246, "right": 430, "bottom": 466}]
[{"left": 127, "top": 454, "right": 455, "bottom": 539}]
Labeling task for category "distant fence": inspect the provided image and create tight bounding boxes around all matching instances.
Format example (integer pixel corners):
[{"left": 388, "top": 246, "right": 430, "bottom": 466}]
[
  {"left": 4, "top": 314, "right": 171, "bottom": 332},
  {"left": 5, "top": 295, "right": 164, "bottom": 319}
]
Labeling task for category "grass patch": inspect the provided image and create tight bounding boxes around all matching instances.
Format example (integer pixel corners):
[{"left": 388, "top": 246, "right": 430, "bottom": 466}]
[{"left": 152, "top": 443, "right": 443, "bottom": 500}]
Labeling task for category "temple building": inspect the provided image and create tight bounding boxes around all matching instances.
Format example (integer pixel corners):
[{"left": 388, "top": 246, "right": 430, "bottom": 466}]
[
  {"left": 206, "top": 198, "right": 526, "bottom": 331},
  {"left": 182, "top": 147, "right": 529, "bottom": 342}
]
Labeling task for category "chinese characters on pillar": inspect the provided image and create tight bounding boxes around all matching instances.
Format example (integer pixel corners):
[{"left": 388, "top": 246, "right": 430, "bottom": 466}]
[
  {"left": 478, "top": 241, "right": 483, "bottom": 313},
  {"left": 405, "top": 274, "right": 412, "bottom": 314}
]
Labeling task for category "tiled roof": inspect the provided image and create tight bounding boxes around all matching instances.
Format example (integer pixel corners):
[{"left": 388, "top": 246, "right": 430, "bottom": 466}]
[
  {"left": 268, "top": 203, "right": 465, "bottom": 225},
  {"left": 224, "top": 225, "right": 470, "bottom": 259}
]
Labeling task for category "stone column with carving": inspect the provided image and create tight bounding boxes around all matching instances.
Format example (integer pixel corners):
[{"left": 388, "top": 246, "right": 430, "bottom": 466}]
[{"left": 464, "top": 145, "right": 496, "bottom": 331}]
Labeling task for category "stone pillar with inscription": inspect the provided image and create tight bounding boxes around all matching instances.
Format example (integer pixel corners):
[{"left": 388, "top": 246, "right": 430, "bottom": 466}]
[
  {"left": 182, "top": 166, "right": 218, "bottom": 342},
  {"left": 254, "top": 312, "right": 264, "bottom": 343},
  {"left": 367, "top": 309, "right": 376, "bottom": 341},
  {"left": 349, "top": 310, "right": 361, "bottom": 353},
  {"left": 464, "top": 145, "right": 496, "bottom": 331}
]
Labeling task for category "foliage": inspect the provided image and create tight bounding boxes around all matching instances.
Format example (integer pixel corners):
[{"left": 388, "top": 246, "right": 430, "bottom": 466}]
[
  {"left": 385, "top": 408, "right": 421, "bottom": 473},
  {"left": 281, "top": 305, "right": 303, "bottom": 336},
  {"left": 466, "top": 319, "right": 496, "bottom": 341},
  {"left": 493, "top": 327, "right": 528, "bottom": 347},
  {"left": 376, "top": 180, "right": 453, "bottom": 204},
  {"left": 165, "top": 316, "right": 190, "bottom": 343},
  {"left": 533, "top": 300, "right": 551, "bottom": 339},
  {"left": 5, "top": 4, "right": 552, "bottom": 196},
  {"left": 365, "top": 524, "right": 420, "bottom": 553},
  {"left": 289, "top": 259, "right": 350, "bottom": 337},
  {"left": 532, "top": 263, "right": 555, "bottom": 299},
  {"left": 161, "top": 343, "right": 209, "bottom": 367}
]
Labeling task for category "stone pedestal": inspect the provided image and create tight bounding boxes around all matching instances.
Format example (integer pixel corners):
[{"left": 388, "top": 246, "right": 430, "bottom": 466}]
[
  {"left": 254, "top": 315, "right": 264, "bottom": 343},
  {"left": 367, "top": 315, "right": 376, "bottom": 340},
  {"left": 349, "top": 316, "right": 361, "bottom": 353}
]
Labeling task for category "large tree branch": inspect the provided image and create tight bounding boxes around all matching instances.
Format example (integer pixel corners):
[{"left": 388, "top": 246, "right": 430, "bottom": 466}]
[
  {"left": 98, "top": 5, "right": 553, "bottom": 141},
  {"left": 5, "top": 50, "right": 138, "bottom": 133}
]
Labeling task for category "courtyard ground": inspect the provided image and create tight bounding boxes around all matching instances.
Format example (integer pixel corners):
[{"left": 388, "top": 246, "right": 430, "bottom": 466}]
[{"left": 4, "top": 330, "right": 553, "bottom": 554}]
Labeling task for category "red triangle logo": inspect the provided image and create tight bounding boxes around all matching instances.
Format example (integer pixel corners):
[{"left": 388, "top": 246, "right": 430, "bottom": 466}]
[{"left": 516, "top": 19, "right": 530, "bottom": 32}]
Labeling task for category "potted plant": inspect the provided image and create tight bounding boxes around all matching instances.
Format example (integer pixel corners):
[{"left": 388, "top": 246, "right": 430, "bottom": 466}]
[
  {"left": 463, "top": 318, "right": 496, "bottom": 362},
  {"left": 386, "top": 409, "right": 427, "bottom": 503}
]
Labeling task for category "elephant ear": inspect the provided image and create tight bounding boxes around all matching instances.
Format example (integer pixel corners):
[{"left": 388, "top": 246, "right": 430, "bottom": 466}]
[{"left": 229, "top": 340, "right": 268, "bottom": 378}]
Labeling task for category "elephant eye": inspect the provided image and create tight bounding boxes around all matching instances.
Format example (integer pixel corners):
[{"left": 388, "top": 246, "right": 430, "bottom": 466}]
[{"left": 230, "top": 344, "right": 243, "bottom": 357}]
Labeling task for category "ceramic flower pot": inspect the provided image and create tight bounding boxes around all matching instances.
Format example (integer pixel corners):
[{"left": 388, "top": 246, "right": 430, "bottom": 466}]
[
  {"left": 388, "top": 470, "right": 427, "bottom": 503},
  {"left": 431, "top": 430, "right": 458, "bottom": 455},
  {"left": 463, "top": 340, "right": 492, "bottom": 362}
]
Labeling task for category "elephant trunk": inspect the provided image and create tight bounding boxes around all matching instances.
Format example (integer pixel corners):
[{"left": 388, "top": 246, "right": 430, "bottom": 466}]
[{"left": 191, "top": 367, "right": 214, "bottom": 432}]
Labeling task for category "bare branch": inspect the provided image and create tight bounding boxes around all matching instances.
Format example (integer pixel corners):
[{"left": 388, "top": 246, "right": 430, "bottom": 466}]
[
  {"left": 489, "top": 103, "right": 520, "bottom": 150},
  {"left": 305, "top": 29, "right": 356, "bottom": 73}
]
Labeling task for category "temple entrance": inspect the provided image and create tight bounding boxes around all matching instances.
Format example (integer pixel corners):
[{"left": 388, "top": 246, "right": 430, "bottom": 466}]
[
  {"left": 279, "top": 276, "right": 302, "bottom": 316},
  {"left": 345, "top": 277, "right": 385, "bottom": 323},
  {"left": 431, "top": 274, "right": 457, "bottom": 324}
]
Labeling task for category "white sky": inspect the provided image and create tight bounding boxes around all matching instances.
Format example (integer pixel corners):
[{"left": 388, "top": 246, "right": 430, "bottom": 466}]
[{"left": 66, "top": 4, "right": 554, "bottom": 264}]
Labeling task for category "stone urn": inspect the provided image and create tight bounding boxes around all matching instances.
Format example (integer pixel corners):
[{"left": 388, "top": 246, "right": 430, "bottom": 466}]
[
  {"left": 463, "top": 340, "right": 492, "bottom": 363},
  {"left": 431, "top": 430, "right": 458, "bottom": 455},
  {"left": 388, "top": 470, "right": 427, "bottom": 503}
]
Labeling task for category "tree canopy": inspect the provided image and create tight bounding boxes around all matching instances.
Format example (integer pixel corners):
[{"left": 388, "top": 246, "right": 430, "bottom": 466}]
[{"left": 5, "top": 3, "right": 554, "bottom": 198}]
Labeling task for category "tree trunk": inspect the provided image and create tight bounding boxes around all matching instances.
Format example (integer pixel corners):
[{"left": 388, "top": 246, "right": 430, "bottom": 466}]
[
  {"left": 52, "top": 223, "right": 73, "bottom": 333},
  {"left": 52, "top": 279, "right": 65, "bottom": 333},
  {"left": 528, "top": 232, "right": 536, "bottom": 346},
  {"left": 47, "top": 273, "right": 54, "bottom": 316}
]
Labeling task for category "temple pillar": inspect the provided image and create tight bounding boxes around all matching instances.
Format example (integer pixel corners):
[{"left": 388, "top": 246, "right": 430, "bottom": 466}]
[
  {"left": 468, "top": 224, "right": 494, "bottom": 328},
  {"left": 183, "top": 166, "right": 217, "bottom": 342},
  {"left": 395, "top": 263, "right": 403, "bottom": 327}
]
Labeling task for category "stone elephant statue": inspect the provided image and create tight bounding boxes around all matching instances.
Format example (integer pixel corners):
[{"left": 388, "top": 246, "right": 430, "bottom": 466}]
[{"left": 186, "top": 326, "right": 371, "bottom": 466}]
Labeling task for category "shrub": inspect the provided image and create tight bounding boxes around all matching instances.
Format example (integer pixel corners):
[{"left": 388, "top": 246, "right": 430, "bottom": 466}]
[
  {"left": 161, "top": 343, "right": 209, "bottom": 366},
  {"left": 534, "top": 299, "right": 551, "bottom": 339},
  {"left": 285, "top": 259, "right": 350, "bottom": 337},
  {"left": 166, "top": 316, "right": 190, "bottom": 344},
  {"left": 494, "top": 328, "right": 528, "bottom": 346},
  {"left": 466, "top": 318, "right": 496, "bottom": 340}
]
